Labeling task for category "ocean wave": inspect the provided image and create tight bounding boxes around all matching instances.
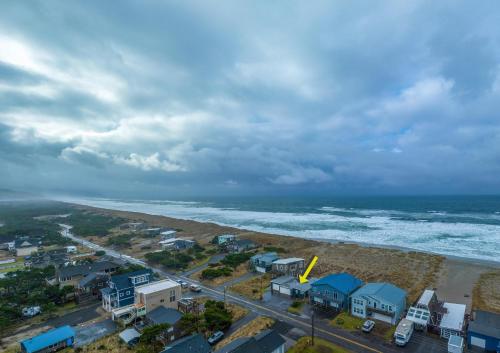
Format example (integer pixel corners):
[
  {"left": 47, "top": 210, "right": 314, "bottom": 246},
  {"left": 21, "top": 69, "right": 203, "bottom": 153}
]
[{"left": 64, "top": 197, "right": 500, "bottom": 263}]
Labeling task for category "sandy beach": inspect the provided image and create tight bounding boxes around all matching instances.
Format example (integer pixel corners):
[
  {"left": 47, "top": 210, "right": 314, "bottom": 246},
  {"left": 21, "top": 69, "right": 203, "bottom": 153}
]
[{"left": 73, "top": 203, "right": 500, "bottom": 313}]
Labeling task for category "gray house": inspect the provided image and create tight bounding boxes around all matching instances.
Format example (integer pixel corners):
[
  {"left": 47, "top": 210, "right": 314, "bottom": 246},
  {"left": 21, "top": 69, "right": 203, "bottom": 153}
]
[
  {"left": 271, "top": 275, "right": 317, "bottom": 298},
  {"left": 350, "top": 282, "right": 407, "bottom": 325},
  {"left": 271, "top": 258, "right": 305, "bottom": 277},
  {"left": 250, "top": 252, "right": 279, "bottom": 273}
]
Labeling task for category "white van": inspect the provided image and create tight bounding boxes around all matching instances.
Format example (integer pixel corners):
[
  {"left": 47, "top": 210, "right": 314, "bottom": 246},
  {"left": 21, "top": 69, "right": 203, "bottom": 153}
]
[{"left": 394, "top": 318, "right": 414, "bottom": 346}]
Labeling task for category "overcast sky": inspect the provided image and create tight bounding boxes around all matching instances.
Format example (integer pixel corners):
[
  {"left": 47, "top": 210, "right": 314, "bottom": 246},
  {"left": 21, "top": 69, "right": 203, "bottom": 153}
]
[{"left": 1, "top": 1, "right": 500, "bottom": 198}]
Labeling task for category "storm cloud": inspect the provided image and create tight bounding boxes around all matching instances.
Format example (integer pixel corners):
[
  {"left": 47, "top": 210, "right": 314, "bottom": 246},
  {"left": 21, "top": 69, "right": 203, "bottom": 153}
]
[{"left": 1, "top": 0, "right": 500, "bottom": 197}]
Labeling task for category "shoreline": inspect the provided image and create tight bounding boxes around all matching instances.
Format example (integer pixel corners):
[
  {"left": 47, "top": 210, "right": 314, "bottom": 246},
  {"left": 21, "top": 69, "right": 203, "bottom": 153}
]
[{"left": 68, "top": 201, "right": 500, "bottom": 270}]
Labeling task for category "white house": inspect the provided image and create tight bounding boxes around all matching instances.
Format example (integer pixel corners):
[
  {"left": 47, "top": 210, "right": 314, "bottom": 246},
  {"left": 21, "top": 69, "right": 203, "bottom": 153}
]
[{"left": 440, "top": 302, "right": 466, "bottom": 339}]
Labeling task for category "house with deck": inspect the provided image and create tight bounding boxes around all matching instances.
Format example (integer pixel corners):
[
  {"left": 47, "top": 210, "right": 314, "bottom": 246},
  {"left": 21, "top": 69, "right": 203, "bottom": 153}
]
[
  {"left": 310, "top": 272, "right": 363, "bottom": 311},
  {"left": 20, "top": 325, "right": 75, "bottom": 353},
  {"left": 101, "top": 269, "right": 152, "bottom": 312},
  {"left": 350, "top": 282, "right": 407, "bottom": 325},
  {"left": 142, "top": 306, "right": 183, "bottom": 343},
  {"left": 271, "top": 258, "right": 305, "bottom": 277},
  {"left": 227, "top": 239, "right": 258, "bottom": 253},
  {"left": 216, "top": 234, "right": 236, "bottom": 245},
  {"left": 55, "top": 260, "right": 121, "bottom": 288},
  {"left": 250, "top": 252, "right": 279, "bottom": 273}
]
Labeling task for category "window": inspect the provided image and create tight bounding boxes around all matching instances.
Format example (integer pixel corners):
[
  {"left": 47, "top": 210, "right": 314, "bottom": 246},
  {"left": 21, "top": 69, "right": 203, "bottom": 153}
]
[
  {"left": 126, "top": 290, "right": 130, "bottom": 295},
  {"left": 169, "top": 289, "right": 176, "bottom": 302},
  {"left": 160, "top": 299, "right": 165, "bottom": 303},
  {"left": 389, "top": 306, "right": 392, "bottom": 312},
  {"left": 333, "top": 292, "right": 338, "bottom": 299},
  {"left": 120, "top": 292, "right": 124, "bottom": 297}
]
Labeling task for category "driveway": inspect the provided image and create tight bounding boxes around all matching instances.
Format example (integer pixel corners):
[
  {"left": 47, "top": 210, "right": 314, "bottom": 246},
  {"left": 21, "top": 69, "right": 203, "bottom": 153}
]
[{"left": 74, "top": 319, "right": 117, "bottom": 347}]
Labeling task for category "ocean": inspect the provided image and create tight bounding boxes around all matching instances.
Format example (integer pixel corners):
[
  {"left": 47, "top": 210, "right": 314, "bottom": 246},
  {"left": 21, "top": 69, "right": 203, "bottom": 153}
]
[{"left": 65, "top": 195, "right": 500, "bottom": 263}]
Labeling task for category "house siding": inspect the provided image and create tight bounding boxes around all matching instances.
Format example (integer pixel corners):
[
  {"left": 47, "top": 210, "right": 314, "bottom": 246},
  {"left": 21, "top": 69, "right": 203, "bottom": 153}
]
[{"left": 310, "top": 284, "right": 349, "bottom": 310}]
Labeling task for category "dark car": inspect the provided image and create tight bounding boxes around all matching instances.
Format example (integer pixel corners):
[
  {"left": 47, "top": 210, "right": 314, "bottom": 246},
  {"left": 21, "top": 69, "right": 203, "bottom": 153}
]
[{"left": 208, "top": 331, "right": 224, "bottom": 345}]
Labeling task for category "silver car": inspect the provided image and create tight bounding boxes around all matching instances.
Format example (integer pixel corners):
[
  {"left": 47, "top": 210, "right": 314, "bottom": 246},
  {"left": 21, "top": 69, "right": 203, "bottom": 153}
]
[{"left": 362, "top": 320, "right": 375, "bottom": 333}]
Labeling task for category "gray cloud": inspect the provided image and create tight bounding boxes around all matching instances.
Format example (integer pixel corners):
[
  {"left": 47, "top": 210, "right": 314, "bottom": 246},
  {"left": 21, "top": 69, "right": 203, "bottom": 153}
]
[{"left": 1, "top": 0, "right": 500, "bottom": 197}]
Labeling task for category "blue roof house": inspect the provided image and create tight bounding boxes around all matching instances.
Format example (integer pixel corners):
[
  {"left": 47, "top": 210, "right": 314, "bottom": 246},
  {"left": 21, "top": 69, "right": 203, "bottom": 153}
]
[
  {"left": 467, "top": 310, "right": 500, "bottom": 352},
  {"left": 250, "top": 252, "right": 279, "bottom": 273},
  {"left": 350, "top": 282, "right": 407, "bottom": 325},
  {"left": 310, "top": 273, "right": 363, "bottom": 311},
  {"left": 20, "top": 325, "right": 75, "bottom": 353},
  {"left": 101, "top": 269, "right": 152, "bottom": 312}
]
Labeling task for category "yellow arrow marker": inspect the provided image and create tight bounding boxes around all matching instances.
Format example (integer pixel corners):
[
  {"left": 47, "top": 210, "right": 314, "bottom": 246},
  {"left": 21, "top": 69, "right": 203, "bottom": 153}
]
[{"left": 299, "top": 256, "right": 318, "bottom": 284}]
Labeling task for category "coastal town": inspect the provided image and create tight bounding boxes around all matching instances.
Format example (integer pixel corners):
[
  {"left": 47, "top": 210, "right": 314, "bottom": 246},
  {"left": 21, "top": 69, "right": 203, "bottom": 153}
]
[{"left": 0, "top": 202, "right": 499, "bottom": 353}]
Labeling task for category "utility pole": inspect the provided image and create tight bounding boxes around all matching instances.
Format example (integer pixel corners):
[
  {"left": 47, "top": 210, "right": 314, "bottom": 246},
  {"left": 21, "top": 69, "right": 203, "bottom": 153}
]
[
  {"left": 224, "top": 286, "right": 226, "bottom": 307},
  {"left": 260, "top": 275, "right": 263, "bottom": 300},
  {"left": 311, "top": 310, "right": 315, "bottom": 346}
]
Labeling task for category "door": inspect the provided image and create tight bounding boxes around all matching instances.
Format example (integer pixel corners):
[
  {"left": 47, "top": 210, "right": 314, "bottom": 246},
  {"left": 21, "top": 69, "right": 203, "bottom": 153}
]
[
  {"left": 280, "top": 287, "right": 291, "bottom": 296},
  {"left": 470, "top": 335, "right": 486, "bottom": 349},
  {"left": 372, "top": 312, "right": 392, "bottom": 324}
]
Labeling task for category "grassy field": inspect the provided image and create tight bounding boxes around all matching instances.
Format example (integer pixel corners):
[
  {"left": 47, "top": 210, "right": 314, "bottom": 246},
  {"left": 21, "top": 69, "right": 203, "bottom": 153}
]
[
  {"left": 213, "top": 316, "right": 274, "bottom": 350},
  {"left": 287, "top": 300, "right": 305, "bottom": 315},
  {"left": 226, "top": 302, "right": 249, "bottom": 322},
  {"left": 331, "top": 312, "right": 364, "bottom": 330},
  {"left": 230, "top": 273, "right": 271, "bottom": 300},
  {"left": 192, "top": 263, "right": 249, "bottom": 286},
  {"left": 473, "top": 270, "right": 500, "bottom": 313},
  {"left": 288, "top": 337, "right": 353, "bottom": 353}
]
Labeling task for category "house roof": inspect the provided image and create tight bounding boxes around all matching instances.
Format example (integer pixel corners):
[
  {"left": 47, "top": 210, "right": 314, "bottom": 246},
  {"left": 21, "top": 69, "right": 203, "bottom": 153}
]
[
  {"left": 135, "top": 279, "right": 179, "bottom": 295},
  {"left": 312, "top": 272, "right": 363, "bottom": 295},
  {"left": 417, "top": 289, "right": 435, "bottom": 307},
  {"left": 271, "top": 275, "right": 295, "bottom": 285},
  {"left": 119, "top": 328, "right": 140, "bottom": 344},
  {"left": 214, "top": 329, "right": 284, "bottom": 353},
  {"left": 21, "top": 325, "right": 75, "bottom": 353},
  {"left": 272, "top": 258, "right": 303, "bottom": 265},
  {"left": 162, "top": 333, "right": 211, "bottom": 353},
  {"left": 254, "top": 329, "right": 286, "bottom": 353},
  {"left": 110, "top": 269, "right": 151, "bottom": 290},
  {"left": 440, "top": 302, "right": 466, "bottom": 331},
  {"left": 289, "top": 278, "right": 317, "bottom": 292},
  {"left": 58, "top": 261, "right": 119, "bottom": 278},
  {"left": 469, "top": 310, "right": 500, "bottom": 339},
  {"left": 146, "top": 306, "right": 182, "bottom": 325},
  {"left": 251, "top": 252, "right": 279, "bottom": 263},
  {"left": 234, "top": 239, "right": 256, "bottom": 247},
  {"left": 352, "top": 282, "right": 406, "bottom": 305}
]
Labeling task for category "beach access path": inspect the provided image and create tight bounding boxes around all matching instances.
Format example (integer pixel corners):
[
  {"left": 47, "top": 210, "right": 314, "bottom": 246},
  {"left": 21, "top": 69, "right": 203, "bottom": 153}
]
[{"left": 60, "top": 224, "right": 448, "bottom": 353}]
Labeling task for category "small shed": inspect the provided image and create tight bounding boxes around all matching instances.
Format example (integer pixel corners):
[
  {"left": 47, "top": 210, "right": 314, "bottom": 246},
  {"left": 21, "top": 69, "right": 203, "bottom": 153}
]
[
  {"left": 119, "top": 328, "right": 141, "bottom": 346},
  {"left": 448, "top": 335, "right": 463, "bottom": 353}
]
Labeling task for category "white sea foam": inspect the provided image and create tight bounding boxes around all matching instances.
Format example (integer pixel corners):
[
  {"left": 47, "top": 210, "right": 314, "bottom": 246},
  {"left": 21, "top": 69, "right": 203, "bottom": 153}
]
[{"left": 62, "top": 197, "right": 500, "bottom": 263}]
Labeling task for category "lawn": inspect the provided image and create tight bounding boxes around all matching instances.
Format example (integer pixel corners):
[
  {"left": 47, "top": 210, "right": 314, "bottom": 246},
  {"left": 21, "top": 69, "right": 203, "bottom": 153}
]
[
  {"left": 330, "top": 312, "right": 364, "bottom": 330},
  {"left": 288, "top": 337, "right": 353, "bottom": 353},
  {"left": 287, "top": 300, "right": 305, "bottom": 315},
  {"left": 230, "top": 273, "right": 271, "bottom": 300}
]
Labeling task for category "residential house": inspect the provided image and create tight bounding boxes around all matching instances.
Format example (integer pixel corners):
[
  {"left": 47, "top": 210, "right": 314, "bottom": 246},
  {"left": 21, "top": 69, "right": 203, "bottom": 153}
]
[
  {"left": 13, "top": 238, "right": 40, "bottom": 257},
  {"left": 350, "top": 282, "right": 407, "bottom": 325},
  {"left": 216, "top": 234, "right": 236, "bottom": 245},
  {"left": 75, "top": 272, "right": 110, "bottom": 303},
  {"left": 271, "top": 275, "right": 317, "bottom": 298},
  {"left": 101, "top": 269, "right": 152, "bottom": 312},
  {"left": 55, "top": 260, "right": 121, "bottom": 288},
  {"left": 227, "top": 239, "right": 258, "bottom": 253},
  {"left": 178, "top": 297, "right": 204, "bottom": 314},
  {"left": 160, "top": 229, "right": 177, "bottom": 239},
  {"left": 310, "top": 273, "right": 363, "bottom": 311},
  {"left": 134, "top": 279, "right": 181, "bottom": 312},
  {"left": 406, "top": 289, "right": 466, "bottom": 338},
  {"left": 143, "top": 227, "right": 163, "bottom": 236},
  {"left": 214, "top": 329, "right": 285, "bottom": 353},
  {"left": 271, "top": 258, "right": 305, "bottom": 277},
  {"left": 250, "top": 252, "right": 279, "bottom": 273},
  {"left": 160, "top": 238, "right": 195, "bottom": 250},
  {"left": 120, "top": 222, "right": 146, "bottom": 232},
  {"left": 161, "top": 333, "right": 211, "bottom": 353},
  {"left": 24, "top": 249, "right": 69, "bottom": 269},
  {"left": 20, "top": 325, "right": 75, "bottom": 353},
  {"left": 439, "top": 302, "right": 466, "bottom": 339},
  {"left": 143, "top": 306, "right": 183, "bottom": 343},
  {"left": 467, "top": 310, "right": 500, "bottom": 352},
  {"left": 65, "top": 246, "right": 77, "bottom": 253}
]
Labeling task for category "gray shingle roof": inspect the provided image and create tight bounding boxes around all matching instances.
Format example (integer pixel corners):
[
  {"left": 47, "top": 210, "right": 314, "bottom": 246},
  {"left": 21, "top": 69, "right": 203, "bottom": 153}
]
[
  {"left": 162, "top": 334, "right": 211, "bottom": 353},
  {"left": 146, "top": 306, "right": 182, "bottom": 326},
  {"left": 469, "top": 310, "right": 500, "bottom": 339},
  {"left": 58, "top": 261, "right": 119, "bottom": 278}
]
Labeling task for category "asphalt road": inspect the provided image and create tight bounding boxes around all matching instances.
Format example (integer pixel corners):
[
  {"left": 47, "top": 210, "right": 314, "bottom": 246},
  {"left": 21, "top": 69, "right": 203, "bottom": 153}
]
[{"left": 61, "top": 225, "right": 447, "bottom": 353}]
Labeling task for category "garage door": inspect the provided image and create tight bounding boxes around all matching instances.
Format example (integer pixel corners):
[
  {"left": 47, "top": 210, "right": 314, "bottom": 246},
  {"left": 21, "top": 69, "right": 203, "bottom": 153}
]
[
  {"left": 272, "top": 284, "right": 280, "bottom": 291},
  {"left": 280, "top": 287, "right": 291, "bottom": 296},
  {"left": 255, "top": 266, "right": 266, "bottom": 273},
  {"left": 470, "top": 336, "right": 486, "bottom": 349},
  {"left": 372, "top": 312, "right": 392, "bottom": 324}
]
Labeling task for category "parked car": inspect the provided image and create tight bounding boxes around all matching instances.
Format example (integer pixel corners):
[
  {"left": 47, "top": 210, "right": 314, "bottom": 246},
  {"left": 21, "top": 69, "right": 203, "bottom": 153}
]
[
  {"left": 190, "top": 284, "right": 202, "bottom": 292},
  {"left": 208, "top": 331, "right": 224, "bottom": 345},
  {"left": 177, "top": 280, "right": 189, "bottom": 288},
  {"left": 362, "top": 320, "right": 375, "bottom": 333}
]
